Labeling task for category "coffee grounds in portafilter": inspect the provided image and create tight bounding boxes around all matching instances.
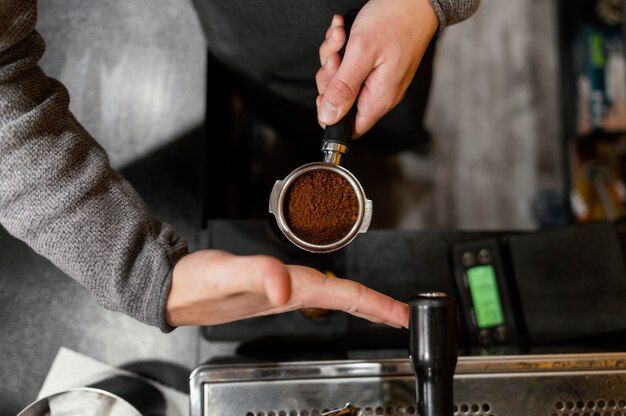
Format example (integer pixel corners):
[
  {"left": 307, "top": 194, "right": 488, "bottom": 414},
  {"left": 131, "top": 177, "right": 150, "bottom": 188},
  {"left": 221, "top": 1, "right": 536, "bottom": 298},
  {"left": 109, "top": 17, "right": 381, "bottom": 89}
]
[{"left": 285, "top": 170, "right": 358, "bottom": 245}]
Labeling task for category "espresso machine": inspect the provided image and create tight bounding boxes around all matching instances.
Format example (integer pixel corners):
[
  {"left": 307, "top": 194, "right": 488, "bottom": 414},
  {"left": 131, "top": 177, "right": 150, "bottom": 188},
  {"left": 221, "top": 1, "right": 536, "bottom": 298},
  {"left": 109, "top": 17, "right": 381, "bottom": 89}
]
[
  {"left": 190, "top": 219, "right": 626, "bottom": 415},
  {"left": 192, "top": 292, "right": 459, "bottom": 416}
]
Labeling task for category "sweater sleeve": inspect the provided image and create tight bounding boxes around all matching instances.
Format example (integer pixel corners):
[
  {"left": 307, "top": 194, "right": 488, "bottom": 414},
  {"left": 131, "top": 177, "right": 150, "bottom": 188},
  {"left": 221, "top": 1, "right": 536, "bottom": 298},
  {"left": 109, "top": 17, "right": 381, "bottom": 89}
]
[
  {"left": 0, "top": 1, "right": 188, "bottom": 331},
  {"left": 429, "top": 0, "right": 481, "bottom": 31}
]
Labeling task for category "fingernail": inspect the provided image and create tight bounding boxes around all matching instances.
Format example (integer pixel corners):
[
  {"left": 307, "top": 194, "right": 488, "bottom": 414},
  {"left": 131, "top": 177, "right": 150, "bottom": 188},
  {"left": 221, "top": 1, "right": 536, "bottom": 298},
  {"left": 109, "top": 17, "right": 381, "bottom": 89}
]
[{"left": 319, "top": 101, "right": 338, "bottom": 124}]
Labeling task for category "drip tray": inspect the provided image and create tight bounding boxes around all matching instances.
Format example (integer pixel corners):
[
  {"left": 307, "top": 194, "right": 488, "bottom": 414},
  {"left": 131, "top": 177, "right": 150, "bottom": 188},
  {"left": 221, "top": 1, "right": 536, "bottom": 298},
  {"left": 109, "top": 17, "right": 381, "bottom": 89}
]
[{"left": 191, "top": 353, "right": 626, "bottom": 416}]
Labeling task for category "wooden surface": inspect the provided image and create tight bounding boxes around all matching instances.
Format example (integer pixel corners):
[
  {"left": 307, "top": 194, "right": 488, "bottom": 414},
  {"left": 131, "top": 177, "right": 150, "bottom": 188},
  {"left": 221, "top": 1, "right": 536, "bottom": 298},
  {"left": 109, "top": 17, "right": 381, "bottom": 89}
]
[{"left": 427, "top": 0, "right": 563, "bottom": 229}]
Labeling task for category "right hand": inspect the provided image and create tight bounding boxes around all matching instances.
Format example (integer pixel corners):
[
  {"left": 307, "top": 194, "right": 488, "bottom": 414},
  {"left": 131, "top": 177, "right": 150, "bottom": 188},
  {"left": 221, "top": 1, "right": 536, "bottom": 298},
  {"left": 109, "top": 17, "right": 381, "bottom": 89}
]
[{"left": 315, "top": 0, "right": 439, "bottom": 137}]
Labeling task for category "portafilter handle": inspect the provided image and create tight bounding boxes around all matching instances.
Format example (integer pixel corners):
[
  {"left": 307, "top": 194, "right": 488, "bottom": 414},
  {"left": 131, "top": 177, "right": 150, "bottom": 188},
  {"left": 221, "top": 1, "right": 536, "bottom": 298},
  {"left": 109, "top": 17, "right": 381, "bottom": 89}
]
[
  {"left": 322, "top": 9, "right": 359, "bottom": 166},
  {"left": 409, "top": 292, "right": 458, "bottom": 416}
]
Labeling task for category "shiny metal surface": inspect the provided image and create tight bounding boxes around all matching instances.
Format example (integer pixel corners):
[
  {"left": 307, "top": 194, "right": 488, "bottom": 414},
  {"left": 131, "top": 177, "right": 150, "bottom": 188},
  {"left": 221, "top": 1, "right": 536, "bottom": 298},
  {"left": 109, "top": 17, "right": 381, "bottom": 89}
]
[
  {"left": 269, "top": 162, "right": 372, "bottom": 253},
  {"left": 417, "top": 292, "right": 448, "bottom": 298},
  {"left": 191, "top": 353, "right": 626, "bottom": 416},
  {"left": 322, "top": 142, "right": 349, "bottom": 165}
]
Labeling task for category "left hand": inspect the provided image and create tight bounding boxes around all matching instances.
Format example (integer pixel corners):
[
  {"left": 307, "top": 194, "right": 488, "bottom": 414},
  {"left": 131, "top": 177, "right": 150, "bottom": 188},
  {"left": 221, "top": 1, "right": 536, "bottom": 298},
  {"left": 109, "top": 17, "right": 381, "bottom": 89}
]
[
  {"left": 166, "top": 250, "right": 409, "bottom": 328},
  {"left": 315, "top": 0, "right": 439, "bottom": 137}
]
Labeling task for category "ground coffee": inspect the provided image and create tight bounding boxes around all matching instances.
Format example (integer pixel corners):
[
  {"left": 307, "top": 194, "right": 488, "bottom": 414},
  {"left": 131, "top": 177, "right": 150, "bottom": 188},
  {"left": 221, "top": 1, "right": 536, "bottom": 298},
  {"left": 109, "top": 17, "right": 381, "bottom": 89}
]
[{"left": 285, "top": 169, "right": 358, "bottom": 245}]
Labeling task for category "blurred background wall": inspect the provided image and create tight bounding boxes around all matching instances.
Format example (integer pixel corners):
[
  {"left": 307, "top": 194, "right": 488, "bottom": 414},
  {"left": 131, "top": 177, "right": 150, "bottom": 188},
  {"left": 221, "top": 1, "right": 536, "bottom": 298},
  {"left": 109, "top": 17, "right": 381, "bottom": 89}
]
[{"left": 428, "top": 0, "right": 562, "bottom": 229}]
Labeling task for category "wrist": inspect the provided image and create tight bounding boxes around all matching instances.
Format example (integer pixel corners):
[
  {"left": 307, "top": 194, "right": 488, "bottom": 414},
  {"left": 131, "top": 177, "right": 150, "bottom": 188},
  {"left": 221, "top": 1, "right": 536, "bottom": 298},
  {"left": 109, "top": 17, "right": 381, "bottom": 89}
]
[
  {"left": 417, "top": 0, "right": 441, "bottom": 38},
  {"left": 423, "top": 0, "right": 445, "bottom": 34},
  {"left": 165, "top": 250, "right": 213, "bottom": 327}
]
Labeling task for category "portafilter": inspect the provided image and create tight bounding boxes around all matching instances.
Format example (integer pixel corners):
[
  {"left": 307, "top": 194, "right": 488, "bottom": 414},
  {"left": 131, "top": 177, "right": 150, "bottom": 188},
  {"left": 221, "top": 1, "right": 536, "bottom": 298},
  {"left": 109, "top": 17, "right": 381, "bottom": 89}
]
[{"left": 269, "top": 10, "right": 372, "bottom": 253}]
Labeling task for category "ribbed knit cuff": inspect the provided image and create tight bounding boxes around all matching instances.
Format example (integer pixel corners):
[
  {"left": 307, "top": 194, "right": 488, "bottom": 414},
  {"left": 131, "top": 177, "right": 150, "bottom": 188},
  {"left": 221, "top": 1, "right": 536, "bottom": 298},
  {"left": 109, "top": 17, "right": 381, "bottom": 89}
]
[
  {"left": 148, "top": 240, "right": 189, "bottom": 333},
  {"left": 155, "top": 271, "right": 177, "bottom": 333}
]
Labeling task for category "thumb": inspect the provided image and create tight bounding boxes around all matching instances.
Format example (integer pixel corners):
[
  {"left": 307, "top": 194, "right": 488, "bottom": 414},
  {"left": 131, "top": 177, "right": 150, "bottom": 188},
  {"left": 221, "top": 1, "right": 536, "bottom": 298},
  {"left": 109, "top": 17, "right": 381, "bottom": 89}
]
[
  {"left": 317, "top": 36, "right": 374, "bottom": 127},
  {"left": 198, "top": 252, "right": 293, "bottom": 306},
  {"left": 235, "top": 255, "right": 292, "bottom": 307}
]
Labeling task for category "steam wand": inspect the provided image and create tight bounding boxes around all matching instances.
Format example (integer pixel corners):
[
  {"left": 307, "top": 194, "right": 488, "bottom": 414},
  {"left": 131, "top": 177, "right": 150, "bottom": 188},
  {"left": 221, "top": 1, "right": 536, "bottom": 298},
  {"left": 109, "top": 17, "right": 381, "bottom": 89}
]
[{"left": 409, "top": 292, "right": 458, "bottom": 416}]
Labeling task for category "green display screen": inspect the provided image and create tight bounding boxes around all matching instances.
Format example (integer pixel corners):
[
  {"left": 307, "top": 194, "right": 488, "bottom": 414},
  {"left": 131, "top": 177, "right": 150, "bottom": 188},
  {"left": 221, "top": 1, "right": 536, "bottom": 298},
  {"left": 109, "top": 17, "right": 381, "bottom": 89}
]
[{"left": 467, "top": 265, "right": 505, "bottom": 329}]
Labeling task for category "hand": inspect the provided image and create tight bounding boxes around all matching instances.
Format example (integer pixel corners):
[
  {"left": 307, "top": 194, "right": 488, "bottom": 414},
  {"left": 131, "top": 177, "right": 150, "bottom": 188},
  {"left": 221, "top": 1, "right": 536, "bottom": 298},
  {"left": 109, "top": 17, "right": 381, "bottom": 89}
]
[
  {"left": 166, "top": 250, "right": 409, "bottom": 328},
  {"left": 316, "top": 0, "right": 439, "bottom": 137}
]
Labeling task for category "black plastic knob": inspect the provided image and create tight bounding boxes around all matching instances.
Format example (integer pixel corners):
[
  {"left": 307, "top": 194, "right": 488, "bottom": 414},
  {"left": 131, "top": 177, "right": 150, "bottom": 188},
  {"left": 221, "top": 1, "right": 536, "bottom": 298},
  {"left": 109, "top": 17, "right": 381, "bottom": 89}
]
[
  {"left": 322, "top": 9, "right": 359, "bottom": 150},
  {"left": 409, "top": 292, "right": 458, "bottom": 416}
]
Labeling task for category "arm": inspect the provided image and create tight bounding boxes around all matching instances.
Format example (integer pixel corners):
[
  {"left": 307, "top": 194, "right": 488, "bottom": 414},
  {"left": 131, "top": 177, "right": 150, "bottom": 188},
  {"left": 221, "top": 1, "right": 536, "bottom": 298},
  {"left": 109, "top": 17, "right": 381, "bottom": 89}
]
[
  {"left": 316, "top": 0, "right": 481, "bottom": 137},
  {"left": 0, "top": 0, "right": 410, "bottom": 330},
  {"left": 0, "top": 0, "right": 188, "bottom": 330}
]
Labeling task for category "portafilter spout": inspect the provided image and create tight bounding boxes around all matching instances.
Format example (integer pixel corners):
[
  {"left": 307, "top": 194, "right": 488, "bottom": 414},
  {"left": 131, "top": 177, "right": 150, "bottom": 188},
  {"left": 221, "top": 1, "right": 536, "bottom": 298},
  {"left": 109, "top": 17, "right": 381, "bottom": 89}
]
[{"left": 409, "top": 292, "right": 458, "bottom": 416}]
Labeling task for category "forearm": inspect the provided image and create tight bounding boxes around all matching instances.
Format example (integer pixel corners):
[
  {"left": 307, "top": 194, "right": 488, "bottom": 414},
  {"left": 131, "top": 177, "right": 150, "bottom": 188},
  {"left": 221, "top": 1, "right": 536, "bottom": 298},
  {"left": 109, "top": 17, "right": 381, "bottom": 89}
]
[
  {"left": 0, "top": 0, "right": 188, "bottom": 330},
  {"left": 430, "top": 0, "right": 481, "bottom": 30}
]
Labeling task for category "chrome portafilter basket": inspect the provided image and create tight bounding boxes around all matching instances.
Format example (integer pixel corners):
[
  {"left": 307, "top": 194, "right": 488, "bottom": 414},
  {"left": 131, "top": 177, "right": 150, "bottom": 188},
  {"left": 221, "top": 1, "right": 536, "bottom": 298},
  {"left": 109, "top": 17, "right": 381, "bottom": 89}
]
[
  {"left": 269, "top": 162, "right": 372, "bottom": 253},
  {"left": 268, "top": 10, "right": 371, "bottom": 253}
]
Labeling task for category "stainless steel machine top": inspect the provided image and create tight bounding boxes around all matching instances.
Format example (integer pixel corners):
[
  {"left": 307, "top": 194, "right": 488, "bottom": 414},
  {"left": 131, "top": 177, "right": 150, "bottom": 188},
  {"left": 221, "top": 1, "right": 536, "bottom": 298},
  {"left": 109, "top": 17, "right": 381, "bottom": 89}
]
[{"left": 191, "top": 352, "right": 626, "bottom": 416}]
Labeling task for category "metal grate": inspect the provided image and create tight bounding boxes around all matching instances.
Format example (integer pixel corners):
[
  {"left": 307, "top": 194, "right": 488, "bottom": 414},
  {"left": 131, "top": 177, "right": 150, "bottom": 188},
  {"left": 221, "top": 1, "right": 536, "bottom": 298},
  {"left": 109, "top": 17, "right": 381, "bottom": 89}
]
[
  {"left": 553, "top": 398, "right": 626, "bottom": 415},
  {"left": 453, "top": 402, "right": 495, "bottom": 415},
  {"left": 245, "top": 405, "right": 417, "bottom": 415},
  {"left": 245, "top": 402, "right": 498, "bottom": 416}
]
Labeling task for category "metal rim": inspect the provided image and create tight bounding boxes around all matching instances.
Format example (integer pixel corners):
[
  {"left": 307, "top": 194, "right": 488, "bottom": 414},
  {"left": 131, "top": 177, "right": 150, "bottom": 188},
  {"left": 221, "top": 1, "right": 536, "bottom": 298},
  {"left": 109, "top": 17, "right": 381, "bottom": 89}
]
[
  {"left": 17, "top": 387, "right": 142, "bottom": 416},
  {"left": 274, "top": 162, "right": 367, "bottom": 253},
  {"left": 417, "top": 291, "right": 448, "bottom": 298},
  {"left": 190, "top": 352, "right": 626, "bottom": 383}
]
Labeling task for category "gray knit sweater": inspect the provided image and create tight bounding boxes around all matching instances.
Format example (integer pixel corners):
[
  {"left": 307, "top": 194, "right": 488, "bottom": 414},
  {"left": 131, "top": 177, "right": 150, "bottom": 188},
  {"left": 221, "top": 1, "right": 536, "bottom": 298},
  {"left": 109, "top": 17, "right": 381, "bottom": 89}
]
[{"left": 0, "top": 0, "right": 479, "bottom": 331}]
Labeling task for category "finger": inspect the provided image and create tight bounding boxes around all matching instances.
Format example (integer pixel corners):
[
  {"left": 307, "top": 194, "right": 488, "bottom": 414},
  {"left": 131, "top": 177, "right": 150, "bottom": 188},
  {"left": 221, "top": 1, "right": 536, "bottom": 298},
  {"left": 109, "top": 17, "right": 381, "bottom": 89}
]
[
  {"left": 316, "top": 95, "right": 324, "bottom": 128},
  {"left": 315, "top": 53, "right": 341, "bottom": 95},
  {"left": 318, "top": 36, "right": 376, "bottom": 127},
  {"left": 262, "top": 265, "right": 292, "bottom": 306},
  {"left": 353, "top": 67, "right": 406, "bottom": 137},
  {"left": 288, "top": 265, "right": 409, "bottom": 328},
  {"left": 319, "top": 23, "right": 346, "bottom": 67},
  {"left": 325, "top": 14, "right": 343, "bottom": 40}
]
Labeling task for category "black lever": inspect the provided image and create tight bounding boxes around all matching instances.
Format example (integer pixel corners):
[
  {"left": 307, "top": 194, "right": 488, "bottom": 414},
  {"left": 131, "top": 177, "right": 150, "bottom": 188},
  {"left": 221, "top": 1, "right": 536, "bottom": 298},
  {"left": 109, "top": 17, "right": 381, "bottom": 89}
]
[{"left": 409, "top": 292, "right": 458, "bottom": 416}]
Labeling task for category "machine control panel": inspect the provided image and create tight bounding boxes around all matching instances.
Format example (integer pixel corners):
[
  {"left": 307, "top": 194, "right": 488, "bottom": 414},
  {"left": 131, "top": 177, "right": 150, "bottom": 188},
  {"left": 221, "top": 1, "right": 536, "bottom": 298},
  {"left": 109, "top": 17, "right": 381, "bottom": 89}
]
[{"left": 452, "top": 239, "right": 525, "bottom": 353}]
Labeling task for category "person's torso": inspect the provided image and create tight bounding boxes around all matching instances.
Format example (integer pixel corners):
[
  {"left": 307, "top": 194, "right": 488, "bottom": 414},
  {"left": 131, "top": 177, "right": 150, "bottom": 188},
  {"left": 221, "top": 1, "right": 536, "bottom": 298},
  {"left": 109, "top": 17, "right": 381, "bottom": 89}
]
[{"left": 192, "top": 0, "right": 367, "bottom": 107}]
